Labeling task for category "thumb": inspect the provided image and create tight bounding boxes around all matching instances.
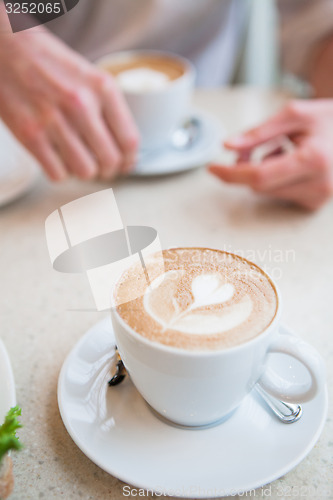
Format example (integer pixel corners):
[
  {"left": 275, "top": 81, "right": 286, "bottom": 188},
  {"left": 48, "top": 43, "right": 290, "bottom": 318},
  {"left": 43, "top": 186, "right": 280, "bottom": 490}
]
[{"left": 225, "top": 102, "right": 307, "bottom": 151}]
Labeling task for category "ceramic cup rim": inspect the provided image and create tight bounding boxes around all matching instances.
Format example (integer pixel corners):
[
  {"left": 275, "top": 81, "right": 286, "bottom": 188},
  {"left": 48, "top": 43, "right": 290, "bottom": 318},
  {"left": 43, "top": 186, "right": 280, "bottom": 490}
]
[
  {"left": 95, "top": 49, "right": 196, "bottom": 95},
  {"left": 111, "top": 247, "right": 282, "bottom": 358}
]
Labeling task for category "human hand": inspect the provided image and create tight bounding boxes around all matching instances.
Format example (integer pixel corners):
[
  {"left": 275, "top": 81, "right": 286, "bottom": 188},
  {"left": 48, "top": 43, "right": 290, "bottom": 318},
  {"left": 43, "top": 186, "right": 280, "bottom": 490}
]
[
  {"left": 209, "top": 100, "right": 333, "bottom": 210},
  {"left": 0, "top": 27, "right": 139, "bottom": 181}
]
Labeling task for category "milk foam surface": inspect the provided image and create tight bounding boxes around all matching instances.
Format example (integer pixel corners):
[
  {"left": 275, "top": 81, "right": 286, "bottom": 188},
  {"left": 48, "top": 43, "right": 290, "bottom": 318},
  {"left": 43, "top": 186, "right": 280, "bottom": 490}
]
[
  {"left": 116, "top": 68, "right": 170, "bottom": 92},
  {"left": 105, "top": 54, "right": 185, "bottom": 90},
  {"left": 115, "top": 248, "right": 278, "bottom": 351}
]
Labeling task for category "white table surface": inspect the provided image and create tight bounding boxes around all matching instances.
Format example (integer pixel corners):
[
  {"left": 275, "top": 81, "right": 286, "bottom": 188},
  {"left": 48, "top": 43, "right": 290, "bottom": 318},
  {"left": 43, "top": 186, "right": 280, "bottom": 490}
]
[{"left": 1, "top": 87, "right": 332, "bottom": 500}]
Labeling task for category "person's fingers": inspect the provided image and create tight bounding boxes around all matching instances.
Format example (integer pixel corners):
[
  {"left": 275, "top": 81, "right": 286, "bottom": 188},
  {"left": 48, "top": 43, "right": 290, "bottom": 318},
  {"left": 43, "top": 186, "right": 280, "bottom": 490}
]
[
  {"left": 209, "top": 148, "right": 316, "bottom": 192},
  {"left": 0, "top": 98, "right": 69, "bottom": 181},
  {"left": 50, "top": 114, "right": 98, "bottom": 179},
  {"left": 236, "top": 150, "right": 251, "bottom": 163},
  {"left": 70, "top": 110, "right": 123, "bottom": 179},
  {"left": 87, "top": 118, "right": 123, "bottom": 179},
  {"left": 14, "top": 117, "right": 67, "bottom": 181},
  {"left": 101, "top": 78, "right": 140, "bottom": 171},
  {"left": 61, "top": 85, "right": 123, "bottom": 178},
  {"left": 30, "top": 140, "right": 68, "bottom": 181},
  {"left": 265, "top": 176, "right": 333, "bottom": 210},
  {"left": 224, "top": 101, "right": 311, "bottom": 151}
]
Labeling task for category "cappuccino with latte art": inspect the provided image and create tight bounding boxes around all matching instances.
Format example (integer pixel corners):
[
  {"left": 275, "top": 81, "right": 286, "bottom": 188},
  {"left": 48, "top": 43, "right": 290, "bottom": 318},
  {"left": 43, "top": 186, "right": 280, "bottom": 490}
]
[
  {"left": 112, "top": 247, "right": 323, "bottom": 427},
  {"left": 115, "top": 248, "right": 278, "bottom": 351}
]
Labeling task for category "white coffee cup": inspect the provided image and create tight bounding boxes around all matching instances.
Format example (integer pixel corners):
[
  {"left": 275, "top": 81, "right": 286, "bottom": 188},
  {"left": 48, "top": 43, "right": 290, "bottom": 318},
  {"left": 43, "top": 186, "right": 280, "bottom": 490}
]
[
  {"left": 96, "top": 50, "right": 196, "bottom": 150},
  {"left": 111, "top": 255, "right": 325, "bottom": 427}
]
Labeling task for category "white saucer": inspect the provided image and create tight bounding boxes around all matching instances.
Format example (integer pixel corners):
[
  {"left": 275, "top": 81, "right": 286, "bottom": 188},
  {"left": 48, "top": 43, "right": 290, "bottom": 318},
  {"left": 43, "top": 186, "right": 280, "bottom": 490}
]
[
  {"left": 0, "top": 121, "right": 39, "bottom": 207},
  {"left": 0, "top": 338, "right": 16, "bottom": 423},
  {"left": 133, "top": 109, "right": 224, "bottom": 176},
  {"left": 58, "top": 318, "right": 327, "bottom": 498}
]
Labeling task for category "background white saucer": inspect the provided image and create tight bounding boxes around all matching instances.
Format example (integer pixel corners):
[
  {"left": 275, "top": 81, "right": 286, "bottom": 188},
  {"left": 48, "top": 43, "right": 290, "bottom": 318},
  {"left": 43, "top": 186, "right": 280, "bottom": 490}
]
[
  {"left": 133, "top": 109, "right": 224, "bottom": 176},
  {"left": 58, "top": 318, "right": 328, "bottom": 498},
  {"left": 0, "top": 338, "right": 16, "bottom": 423},
  {"left": 0, "top": 121, "right": 39, "bottom": 208}
]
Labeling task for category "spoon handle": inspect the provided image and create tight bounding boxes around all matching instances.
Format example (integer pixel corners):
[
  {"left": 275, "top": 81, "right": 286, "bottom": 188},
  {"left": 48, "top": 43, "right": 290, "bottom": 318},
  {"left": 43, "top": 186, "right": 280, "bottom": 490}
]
[{"left": 255, "top": 384, "right": 302, "bottom": 424}]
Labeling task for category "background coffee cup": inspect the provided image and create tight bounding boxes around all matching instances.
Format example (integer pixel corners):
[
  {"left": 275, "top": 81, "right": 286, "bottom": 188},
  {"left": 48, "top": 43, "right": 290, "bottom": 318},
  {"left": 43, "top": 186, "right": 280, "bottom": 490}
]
[
  {"left": 96, "top": 50, "right": 196, "bottom": 150},
  {"left": 111, "top": 250, "right": 325, "bottom": 427}
]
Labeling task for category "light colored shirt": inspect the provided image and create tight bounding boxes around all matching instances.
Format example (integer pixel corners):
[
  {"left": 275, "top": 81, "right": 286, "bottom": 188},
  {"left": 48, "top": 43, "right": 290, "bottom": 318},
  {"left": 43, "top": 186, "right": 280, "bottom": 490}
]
[
  {"left": 46, "top": 0, "right": 333, "bottom": 87},
  {"left": 47, "top": 0, "right": 248, "bottom": 86}
]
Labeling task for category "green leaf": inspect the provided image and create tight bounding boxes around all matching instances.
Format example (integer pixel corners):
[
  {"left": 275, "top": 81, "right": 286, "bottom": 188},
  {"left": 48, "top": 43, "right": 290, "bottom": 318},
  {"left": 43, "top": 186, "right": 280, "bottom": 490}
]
[{"left": 0, "top": 406, "right": 23, "bottom": 464}]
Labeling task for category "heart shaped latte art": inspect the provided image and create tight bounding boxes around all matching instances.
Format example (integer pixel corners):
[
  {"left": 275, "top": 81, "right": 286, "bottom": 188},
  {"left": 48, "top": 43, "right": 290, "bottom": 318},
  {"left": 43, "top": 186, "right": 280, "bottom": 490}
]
[{"left": 143, "top": 272, "right": 253, "bottom": 335}]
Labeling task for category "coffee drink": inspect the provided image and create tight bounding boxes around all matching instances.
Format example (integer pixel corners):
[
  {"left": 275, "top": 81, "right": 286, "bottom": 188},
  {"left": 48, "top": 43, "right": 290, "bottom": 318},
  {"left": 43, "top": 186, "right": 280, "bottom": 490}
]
[
  {"left": 104, "top": 54, "right": 185, "bottom": 92},
  {"left": 114, "top": 248, "right": 278, "bottom": 351},
  {"left": 113, "top": 247, "right": 322, "bottom": 427},
  {"left": 97, "top": 51, "right": 194, "bottom": 149}
]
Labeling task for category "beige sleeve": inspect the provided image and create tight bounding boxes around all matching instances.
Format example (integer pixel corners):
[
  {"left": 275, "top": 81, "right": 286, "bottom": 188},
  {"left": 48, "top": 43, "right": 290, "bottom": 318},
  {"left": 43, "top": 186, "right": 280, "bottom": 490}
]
[{"left": 278, "top": 0, "right": 333, "bottom": 79}]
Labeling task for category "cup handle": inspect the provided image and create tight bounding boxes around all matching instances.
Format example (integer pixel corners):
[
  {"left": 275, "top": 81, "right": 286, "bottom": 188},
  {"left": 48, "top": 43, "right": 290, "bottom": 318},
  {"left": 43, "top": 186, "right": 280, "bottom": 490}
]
[{"left": 258, "top": 334, "right": 326, "bottom": 403}]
